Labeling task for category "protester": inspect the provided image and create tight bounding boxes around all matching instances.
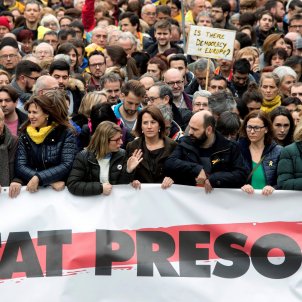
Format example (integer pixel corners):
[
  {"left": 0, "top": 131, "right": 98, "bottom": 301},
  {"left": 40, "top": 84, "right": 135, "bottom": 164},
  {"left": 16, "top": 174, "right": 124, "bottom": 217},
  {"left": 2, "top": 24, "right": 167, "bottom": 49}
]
[
  {"left": 0, "top": 107, "right": 18, "bottom": 196},
  {"left": 239, "top": 110, "right": 282, "bottom": 195},
  {"left": 67, "top": 121, "right": 140, "bottom": 196},
  {"left": 260, "top": 72, "right": 282, "bottom": 113},
  {"left": 277, "top": 120, "right": 302, "bottom": 190},
  {"left": 126, "top": 106, "right": 177, "bottom": 189},
  {"left": 270, "top": 106, "right": 295, "bottom": 147},
  {"left": 13, "top": 92, "right": 77, "bottom": 195},
  {"left": 165, "top": 110, "right": 248, "bottom": 192}
]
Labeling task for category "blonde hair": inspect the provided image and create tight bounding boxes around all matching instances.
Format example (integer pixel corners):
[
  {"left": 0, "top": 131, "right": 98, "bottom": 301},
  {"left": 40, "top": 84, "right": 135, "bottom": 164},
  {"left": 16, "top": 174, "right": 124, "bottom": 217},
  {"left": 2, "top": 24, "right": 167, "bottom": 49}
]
[
  {"left": 235, "top": 46, "right": 258, "bottom": 61},
  {"left": 78, "top": 92, "right": 106, "bottom": 118},
  {"left": 293, "top": 119, "right": 302, "bottom": 141},
  {"left": 87, "top": 121, "right": 122, "bottom": 159}
]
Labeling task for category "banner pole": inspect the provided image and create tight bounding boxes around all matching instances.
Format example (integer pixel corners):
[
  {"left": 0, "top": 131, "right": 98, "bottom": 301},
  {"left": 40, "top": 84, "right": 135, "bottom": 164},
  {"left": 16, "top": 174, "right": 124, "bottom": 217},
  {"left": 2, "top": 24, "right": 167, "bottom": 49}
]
[
  {"left": 205, "top": 58, "right": 210, "bottom": 91},
  {"left": 181, "top": 0, "right": 186, "bottom": 50}
]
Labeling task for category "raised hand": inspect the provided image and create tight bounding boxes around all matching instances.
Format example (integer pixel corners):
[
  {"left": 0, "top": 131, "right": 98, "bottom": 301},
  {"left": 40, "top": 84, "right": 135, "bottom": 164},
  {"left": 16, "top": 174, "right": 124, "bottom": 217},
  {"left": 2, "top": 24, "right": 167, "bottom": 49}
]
[{"left": 127, "top": 149, "right": 143, "bottom": 173}]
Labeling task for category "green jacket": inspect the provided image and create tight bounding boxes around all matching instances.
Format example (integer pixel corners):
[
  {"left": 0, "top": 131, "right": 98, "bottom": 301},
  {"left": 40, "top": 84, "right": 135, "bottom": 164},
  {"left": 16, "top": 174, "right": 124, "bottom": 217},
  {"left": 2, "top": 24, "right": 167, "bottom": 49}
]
[{"left": 277, "top": 141, "right": 302, "bottom": 190}]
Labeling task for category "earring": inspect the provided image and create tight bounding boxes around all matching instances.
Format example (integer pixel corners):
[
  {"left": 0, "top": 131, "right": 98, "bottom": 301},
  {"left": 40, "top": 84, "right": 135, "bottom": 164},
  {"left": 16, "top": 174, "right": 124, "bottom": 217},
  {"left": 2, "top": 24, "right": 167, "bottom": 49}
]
[
  {"left": 46, "top": 116, "right": 49, "bottom": 121},
  {"left": 158, "top": 129, "right": 160, "bottom": 132}
]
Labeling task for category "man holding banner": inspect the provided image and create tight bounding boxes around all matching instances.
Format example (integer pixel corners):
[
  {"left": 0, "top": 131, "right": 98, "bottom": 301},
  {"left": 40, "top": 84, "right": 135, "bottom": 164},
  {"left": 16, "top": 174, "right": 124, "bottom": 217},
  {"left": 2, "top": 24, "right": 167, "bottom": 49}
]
[{"left": 165, "top": 110, "right": 248, "bottom": 191}]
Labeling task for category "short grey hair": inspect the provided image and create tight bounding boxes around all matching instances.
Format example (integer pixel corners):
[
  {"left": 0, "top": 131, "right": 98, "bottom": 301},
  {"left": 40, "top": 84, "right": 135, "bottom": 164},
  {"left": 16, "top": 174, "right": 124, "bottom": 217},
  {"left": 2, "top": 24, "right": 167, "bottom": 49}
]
[
  {"left": 35, "top": 42, "right": 54, "bottom": 56},
  {"left": 139, "top": 73, "right": 158, "bottom": 82},
  {"left": 208, "top": 91, "right": 237, "bottom": 115},
  {"left": 193, "top": 58, "right": 215, "bottom": 73},
  {"left": 193, "top": 90, "right": 211, "bottom": 104},
  {"left": 34, "top": 75, "right": 55, "bottom": 93},
  {"left": 40, "top": 14, "right": 60, "bottom": 30},
  {"left": 196, "top": 11, "right": 212, "bottom": 23},
  {"left": 153, "top": 82, "right": 174, "bottom": 105},
  {"left": 100, "top": 72, "right": 122, "bottom": 89},
  {"left": 117, "top": 31, "right": 138, "bottom": 47},
  {"left": 158, "top": 104, "right": 173, "bottom": 122},
  {"left": 273, "top": 66, "right": 298, "bottom": 83}
]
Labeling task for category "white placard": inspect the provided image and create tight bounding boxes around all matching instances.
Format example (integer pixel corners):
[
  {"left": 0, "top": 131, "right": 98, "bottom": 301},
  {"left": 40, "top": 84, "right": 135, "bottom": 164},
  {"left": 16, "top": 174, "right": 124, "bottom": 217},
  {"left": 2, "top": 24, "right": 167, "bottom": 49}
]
[{"left": 187, "top": 25, "right": 236, "bottom": 60}]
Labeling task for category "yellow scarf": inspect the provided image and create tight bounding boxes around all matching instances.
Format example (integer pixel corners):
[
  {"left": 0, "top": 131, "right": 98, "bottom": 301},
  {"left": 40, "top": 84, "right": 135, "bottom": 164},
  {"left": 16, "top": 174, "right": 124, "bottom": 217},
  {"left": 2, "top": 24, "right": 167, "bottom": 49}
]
[
  {"left": 26, "top": 123, "right": 56, "bottom": 144},
  {"left": 260, "top": 95, "right": 282, "bottom": 113}
]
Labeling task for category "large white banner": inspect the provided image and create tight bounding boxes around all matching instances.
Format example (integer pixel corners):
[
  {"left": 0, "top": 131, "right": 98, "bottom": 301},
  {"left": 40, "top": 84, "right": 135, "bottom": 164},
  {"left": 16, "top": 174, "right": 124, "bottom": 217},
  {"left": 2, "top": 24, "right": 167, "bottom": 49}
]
[{"left": 0, "top": 185, "right": 302, "bottom": 301}]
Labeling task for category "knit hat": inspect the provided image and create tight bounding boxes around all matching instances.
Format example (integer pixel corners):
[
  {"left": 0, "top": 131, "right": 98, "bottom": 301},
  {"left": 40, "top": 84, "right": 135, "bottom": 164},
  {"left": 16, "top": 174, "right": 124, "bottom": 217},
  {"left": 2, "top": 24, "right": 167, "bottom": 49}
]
[{"left": 0, "top": 16, "right": 10, "bottom": 30}]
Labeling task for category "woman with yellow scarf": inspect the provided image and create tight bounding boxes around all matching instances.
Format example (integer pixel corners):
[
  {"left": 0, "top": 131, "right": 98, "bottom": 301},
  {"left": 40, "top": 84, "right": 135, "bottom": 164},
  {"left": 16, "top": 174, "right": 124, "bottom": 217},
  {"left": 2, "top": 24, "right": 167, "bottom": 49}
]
[
  {"left": 260, "top": 72, "right": 282, "bottom": 114},
  {"left": 13, "top": 92, "right": 77, "bottom": 195}
]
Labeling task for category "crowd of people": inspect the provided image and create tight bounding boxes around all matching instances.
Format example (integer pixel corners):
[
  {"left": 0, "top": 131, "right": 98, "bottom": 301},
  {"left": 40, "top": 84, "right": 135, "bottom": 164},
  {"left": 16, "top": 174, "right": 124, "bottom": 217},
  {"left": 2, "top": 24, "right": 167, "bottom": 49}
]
[{"left": 1, "top": 0, "right": 302, "bottom": 198}]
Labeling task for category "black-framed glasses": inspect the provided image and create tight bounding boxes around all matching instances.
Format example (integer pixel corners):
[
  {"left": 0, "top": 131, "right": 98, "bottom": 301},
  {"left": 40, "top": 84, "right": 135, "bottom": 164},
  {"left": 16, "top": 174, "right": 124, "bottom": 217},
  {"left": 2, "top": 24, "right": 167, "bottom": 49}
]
[
  {"left": 24, "top": 74, "right": 40, "bottom": 81},
  {"left": 90, "top": 62, "right": 106, "bottom": 68},
  {"left": 146, "top": 96, "right": 160, "bottom": 103},
  {"left": 246, "top": 125, "right": 265, "bottom": 132},
  {"left": 165, "top": 80, "right": 184, "bottom": 86}
]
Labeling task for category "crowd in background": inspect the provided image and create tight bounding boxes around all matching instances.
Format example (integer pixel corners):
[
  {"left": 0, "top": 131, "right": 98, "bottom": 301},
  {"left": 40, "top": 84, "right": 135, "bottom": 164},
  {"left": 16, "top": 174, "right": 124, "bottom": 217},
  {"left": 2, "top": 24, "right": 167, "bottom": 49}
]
[{"left": 1, "top": 0, "right": 302, "bottom": 198}]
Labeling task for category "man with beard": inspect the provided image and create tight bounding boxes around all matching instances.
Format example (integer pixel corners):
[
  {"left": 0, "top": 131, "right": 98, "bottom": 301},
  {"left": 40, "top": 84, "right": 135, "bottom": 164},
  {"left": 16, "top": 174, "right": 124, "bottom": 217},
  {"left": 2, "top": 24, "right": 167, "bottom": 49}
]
[
  {"left": 86, "top": 51, "right": 106, "bottom": 92},
  {"left": 100, "top": 72, "right": 123, "bottom": 105},
  {"left": 112, "top": 80, "right": 145, "bottom": 131},
  {"left": 211, "top": 0, "right": 237, "bottom": 30},
  {"left": 145, "top": 19, "right": 183, "bottom": 58},
  {"left": 165, "top": 110, "right": 247, "bottom": 192},
  {"left": 10, "top": 60, "right": 41, "bottom": 109},
  {"left": 227, "top": 58, "right": 255, "bottom": 100},
  {"left": 264, "top": 0, "right": 285, "bottom": 32}
]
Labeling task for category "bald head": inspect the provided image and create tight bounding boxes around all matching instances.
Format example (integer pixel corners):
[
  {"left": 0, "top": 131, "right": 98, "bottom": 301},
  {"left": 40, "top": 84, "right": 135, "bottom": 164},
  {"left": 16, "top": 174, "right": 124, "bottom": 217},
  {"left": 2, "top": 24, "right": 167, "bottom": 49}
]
[
  {"left": 34, "top": 75, "right": 59, "bottom": 95},
  {"left": 191, "top": 110, "right": 213, "bottom": 126}
]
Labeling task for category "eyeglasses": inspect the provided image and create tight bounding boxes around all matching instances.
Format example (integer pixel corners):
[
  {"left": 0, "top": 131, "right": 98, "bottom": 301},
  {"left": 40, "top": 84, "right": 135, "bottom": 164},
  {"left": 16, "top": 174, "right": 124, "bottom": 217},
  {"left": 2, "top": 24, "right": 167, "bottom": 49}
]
[
  {"left": 41, "top": 87, "right": 60, "bottom": 92},
  {"left": 0, "top": 54, "right": 17, "bottom": 59},
  {"left": 165, "top": 80, "right": 184, "bottom": 86},
  {"left": 90, "top": 62, "right": 105, "bottom": 68},
  {"left": 194, "top": 102, "right": 208, "bottom": 107},
  {"left": 289, "top": 25, "right": 302, "bottom": 29},
  {"left": 146, "top": 96, "right": 160, "bottom": 103},
  {"left": 246, "top": 125, "right": 265, "bottom": 132},
  {"left": 109, "top": 136, "right": 123, "bottom": 143},
  {"left": 24, "top": 74, "right": 40, "bottom": 81},
  {"left": 144, "top": 12, "right": 156, "bottom": 16}
]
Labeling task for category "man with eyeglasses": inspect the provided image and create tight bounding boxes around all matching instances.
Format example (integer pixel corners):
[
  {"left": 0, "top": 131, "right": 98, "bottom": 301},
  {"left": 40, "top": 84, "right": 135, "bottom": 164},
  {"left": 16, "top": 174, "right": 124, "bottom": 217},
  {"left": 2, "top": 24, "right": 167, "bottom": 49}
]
[
  {"left": 86, "top": 50, "right": 106, "bottom": 92},
  {"left": 141, "top": 4, "right": 157, "bottom": 27},
  {"left": 10, "top": 60, "right": 41, "bottom": 109},
  {"left": 211, "top": 0, "right": 237, "bottom": 30},
  {"left": 164, "top": 68, "right": 192, "bottom": 111},
  {"left": 165, "top": 110, "right": 248, "bottom": 192},
  {"left": 0, "top": 40, "right": 20, "bottom": 76},
  {"left": 147, "top": 82, "right": 192, "bottom": 131},
  {"left": 33, "top": 75, "right": 60, "bottom": 96},
  {"left": 289, "top": 14, "right": 302, "bottom": 35}
]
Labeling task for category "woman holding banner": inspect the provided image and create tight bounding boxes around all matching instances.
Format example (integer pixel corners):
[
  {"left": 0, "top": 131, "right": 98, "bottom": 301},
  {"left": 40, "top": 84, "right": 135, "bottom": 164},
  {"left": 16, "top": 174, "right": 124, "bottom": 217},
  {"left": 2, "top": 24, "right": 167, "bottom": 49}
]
[
  {"left": 239, "top": 110, "right": 282, "bottom": 196},
  {"left": 126, "top": 106, "right": 177, "bottom": 189},
  {"left": 67, "top": 121, "right": 142, "bottom": 196},
  {"left": 13, "top": 92, "right": 77, "bottom": 195},
  {"left": 277, "top": 120, "right": 302, "bottom": 190}
]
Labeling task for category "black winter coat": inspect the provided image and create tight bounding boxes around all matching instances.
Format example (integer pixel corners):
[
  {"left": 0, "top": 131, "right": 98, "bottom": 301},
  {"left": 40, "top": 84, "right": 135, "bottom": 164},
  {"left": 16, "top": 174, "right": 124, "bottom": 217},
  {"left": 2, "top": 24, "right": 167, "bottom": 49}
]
[
  {"left": 15, "top": 126, "right": 77, "bottom": 186},
  {"left": 165, "top": 132, "right": 248, "bottom": 187},
  {"left": 67, "top": 149, "right": 132, "bottom": 196},
  {"left": 126, "top": 136, "right": 177, "bottom": 183}
]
